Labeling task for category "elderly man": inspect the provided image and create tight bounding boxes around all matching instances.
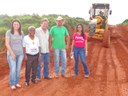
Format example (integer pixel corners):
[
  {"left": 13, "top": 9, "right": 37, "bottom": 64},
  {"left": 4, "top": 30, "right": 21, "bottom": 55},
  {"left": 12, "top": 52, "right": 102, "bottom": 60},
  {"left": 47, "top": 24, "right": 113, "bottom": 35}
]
[
  {"left": 50, "top": 16, "right": 70, "bottom": 78},
  {"left": 36, "top": 18, "right": 51, "bottom": 80},
  {"left": 23, "top": 26, "right": 40, "bottom": 86}
]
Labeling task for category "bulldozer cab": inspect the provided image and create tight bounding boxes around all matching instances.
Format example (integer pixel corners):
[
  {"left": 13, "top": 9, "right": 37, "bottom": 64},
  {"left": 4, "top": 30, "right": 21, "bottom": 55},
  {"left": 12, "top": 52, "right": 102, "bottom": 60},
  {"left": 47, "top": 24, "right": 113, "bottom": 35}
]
[
  {"left": 89, "top": 3, "right": 111, "bottom": 29},
  {"left": 90, "top": 3, "right": 110, "bottom": 19}
]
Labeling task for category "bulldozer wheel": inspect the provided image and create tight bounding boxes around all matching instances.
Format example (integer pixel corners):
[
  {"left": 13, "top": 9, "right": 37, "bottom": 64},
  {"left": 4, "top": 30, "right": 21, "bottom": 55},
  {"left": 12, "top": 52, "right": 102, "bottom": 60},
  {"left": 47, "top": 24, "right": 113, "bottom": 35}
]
[{"left": 102, "top": 30, "right": 110, "bottom": 48}]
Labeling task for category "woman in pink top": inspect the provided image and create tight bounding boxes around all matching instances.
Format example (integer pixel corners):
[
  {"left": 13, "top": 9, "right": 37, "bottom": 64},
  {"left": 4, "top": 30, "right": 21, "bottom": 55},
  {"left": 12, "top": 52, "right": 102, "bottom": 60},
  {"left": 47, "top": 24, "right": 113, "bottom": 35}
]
[{"left": 71, "top": 24, "right": 89, "bottom": 78}]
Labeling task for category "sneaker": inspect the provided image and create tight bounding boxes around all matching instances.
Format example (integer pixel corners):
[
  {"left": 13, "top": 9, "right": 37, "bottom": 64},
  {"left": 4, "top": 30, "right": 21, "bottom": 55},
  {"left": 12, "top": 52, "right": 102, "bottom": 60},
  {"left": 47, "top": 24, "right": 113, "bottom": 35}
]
[
  {"left": 54, "top": 74, "right": 59, "bottom": 78},
  {"left": 61, "top": 74, "right": 67, "bottom": 78},
  {"left": 85, "top": 74, "right": 89, "bottom": 78},
  {"left": 36, "top": 78, "right": 41, "bottom": 82},
  {"left": 16, "top": 84, "right": 21, "bottom": 88},
  {"left": 44, "top": 77, "right": 52, "bottom": 80},
  {"left": 25, "top": 82, "right": 29, "bottom": 86},
  {"left": 73, "top": 74, "right": 78, "bottom": 77},
  {"left": 11, "top": 85, "right": 16, "bottom": 90},
  {"left": 31, "top": 80, "right": 37, "bottom": 84}
]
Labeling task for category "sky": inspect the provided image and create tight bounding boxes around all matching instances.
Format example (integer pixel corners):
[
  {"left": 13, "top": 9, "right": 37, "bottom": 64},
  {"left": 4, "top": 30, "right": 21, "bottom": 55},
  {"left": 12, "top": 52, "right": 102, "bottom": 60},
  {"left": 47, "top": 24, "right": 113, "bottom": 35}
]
[{"left": 0, "top": 0, "right": 127, "bottom": 25}]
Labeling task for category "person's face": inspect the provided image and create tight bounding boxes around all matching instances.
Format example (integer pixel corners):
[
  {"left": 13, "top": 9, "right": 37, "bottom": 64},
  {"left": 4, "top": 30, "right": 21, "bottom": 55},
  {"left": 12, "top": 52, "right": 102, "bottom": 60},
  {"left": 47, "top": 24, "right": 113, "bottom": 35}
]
[
  {"left": 28, "top": 28, "right": 35, "bottom": 36},
  {"left": 56, "top": 20, "right": 63, "bottom": 26},
  {"left": 77, "top": 25, "right": 82, "bottom": 32},
  {"left": 41, "top": 21, "right": 48, "bottom": 30},
  {"left": 13, "top": 21, "right": 20, "bottom": 30}
]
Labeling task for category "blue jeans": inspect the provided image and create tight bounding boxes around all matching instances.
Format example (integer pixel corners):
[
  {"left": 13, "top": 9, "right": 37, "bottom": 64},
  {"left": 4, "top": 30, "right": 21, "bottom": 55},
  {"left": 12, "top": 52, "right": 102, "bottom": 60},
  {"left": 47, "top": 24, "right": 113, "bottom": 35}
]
[
  {"left": 36, "top": 53, "right": 50, "bottom": 78},
  {"left": 7, "top": 52, "right": 24, "bottom": 86},
  {"left": 54, "top": 49, "right": 66, "bottom": 75},
  {"left": 73, "top": 46, "right": 89, "bottom": 75}
]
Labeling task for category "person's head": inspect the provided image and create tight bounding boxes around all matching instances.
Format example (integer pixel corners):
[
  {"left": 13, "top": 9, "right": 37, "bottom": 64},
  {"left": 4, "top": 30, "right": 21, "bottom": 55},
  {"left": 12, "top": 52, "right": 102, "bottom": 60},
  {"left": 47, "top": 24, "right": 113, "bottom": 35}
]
[
  {"left": 76, "top": 23, "right": 84, "bottom": 38},
  {"left": 56, "top": 16, "right": 64, "bottom": 27},
  {"left": 28, "top": 26, "right": 35, "bottom": 37},
  {"left": 11, "top": 19, "right": 22, "bottom": 35},
  {"left": 76, "top": 24, "right": 84, "bottom": 32},
  {"left": 41, "top": 18, "right": 49, "bottom": 30},
  {"left": 99, "top": 11, "right": 104, "bottom": 15}
]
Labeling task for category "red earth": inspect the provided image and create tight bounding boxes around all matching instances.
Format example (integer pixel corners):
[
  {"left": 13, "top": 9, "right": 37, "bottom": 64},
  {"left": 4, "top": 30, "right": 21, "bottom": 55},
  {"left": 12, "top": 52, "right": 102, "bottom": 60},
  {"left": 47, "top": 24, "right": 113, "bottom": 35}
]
[{"left": 0, "top": 25, "right": 128, "bottom": 96}]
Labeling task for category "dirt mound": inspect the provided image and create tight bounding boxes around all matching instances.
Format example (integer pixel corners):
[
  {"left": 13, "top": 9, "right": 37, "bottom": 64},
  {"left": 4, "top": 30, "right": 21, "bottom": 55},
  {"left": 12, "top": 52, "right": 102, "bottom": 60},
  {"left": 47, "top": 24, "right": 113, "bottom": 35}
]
[{"left": 0, "top": 25, "right": 128, "bottom": 96}]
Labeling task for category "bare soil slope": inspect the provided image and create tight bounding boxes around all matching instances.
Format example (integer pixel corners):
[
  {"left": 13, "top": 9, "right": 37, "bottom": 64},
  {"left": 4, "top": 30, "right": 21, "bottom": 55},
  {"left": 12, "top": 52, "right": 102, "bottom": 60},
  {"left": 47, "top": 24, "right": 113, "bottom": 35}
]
[{"left": 0, "top": 25, "right": 128, "bottom": 96}]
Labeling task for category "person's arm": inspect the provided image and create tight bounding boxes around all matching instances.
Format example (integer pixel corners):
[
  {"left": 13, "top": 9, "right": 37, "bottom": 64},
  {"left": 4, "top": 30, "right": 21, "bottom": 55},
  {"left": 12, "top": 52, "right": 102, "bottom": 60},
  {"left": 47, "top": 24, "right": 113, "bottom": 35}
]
[
  {"left": 71, "top": 39, "right": 74, "bottom": 53},
  {"left": 85, "top": 40, "right": 88, "bottom": 51},
  {"left": 23, "top": 47, "right": 27, "bottom": 61},
  {"left": 22, "top": 37, "right": 27, "bottom": 61},
  {"left": 49, "top": 35, "right": 53, "bottom": 51},
  {"left": 64, "top": 27, "right": 70, "bottom": 49},
  {"left": 49, "top": 27, "right": 53, "bottom": 51},
  {"left": 84, "top": 34, "right": 88, "bottom": 56},
  {"left": 38, "top": 47, "right": 41, "bottom": 61},
  {"left": 5, "top": 35, "right": 15, "bottom": 60},
  {"left": 38, "top": 37, "right": 41, "bottom": 61},
  {"left": 70, "top": 39, "right": 74, "bottom": 59},
  {"left": 66, "top": 35, "right": 70, "bottom": 49}
]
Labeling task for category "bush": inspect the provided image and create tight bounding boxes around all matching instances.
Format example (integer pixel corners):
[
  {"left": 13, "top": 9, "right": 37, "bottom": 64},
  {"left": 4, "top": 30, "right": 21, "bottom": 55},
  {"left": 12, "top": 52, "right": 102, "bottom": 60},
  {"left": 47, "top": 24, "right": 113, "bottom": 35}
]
[
  {"left": 0, "top": 14, "right": 89, "bottom": 48},
  {"left": 0, "top": 27, "right": 8, "bottom": 36}
]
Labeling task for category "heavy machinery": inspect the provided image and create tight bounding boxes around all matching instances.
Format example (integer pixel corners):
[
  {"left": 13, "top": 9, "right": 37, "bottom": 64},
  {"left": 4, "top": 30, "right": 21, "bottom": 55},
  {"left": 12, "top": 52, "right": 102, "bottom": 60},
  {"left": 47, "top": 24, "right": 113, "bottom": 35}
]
[{"left": 88, "top": 3, "right": 112, "bottom": 47}]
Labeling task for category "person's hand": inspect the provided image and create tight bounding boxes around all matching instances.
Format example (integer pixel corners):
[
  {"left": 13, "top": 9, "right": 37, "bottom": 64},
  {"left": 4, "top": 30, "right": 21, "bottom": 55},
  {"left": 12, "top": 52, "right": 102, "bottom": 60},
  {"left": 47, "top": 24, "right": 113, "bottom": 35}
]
[
  {"left": 70, "top": 52, "right": 74, "bottom": 59},
  {"left": 85, "top": 51, "right": 88, "bottom": 56},
  {"left": 11, "top": 52, "right": 16, "bottom": 60},
  {"left": 38, "top": 54, "right": 41, "bottom": 61}
]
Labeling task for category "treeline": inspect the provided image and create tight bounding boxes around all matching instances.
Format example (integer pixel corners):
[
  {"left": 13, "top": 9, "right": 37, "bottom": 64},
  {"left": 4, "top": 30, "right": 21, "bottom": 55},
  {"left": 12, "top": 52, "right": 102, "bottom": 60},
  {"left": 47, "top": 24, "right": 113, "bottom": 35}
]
[
  {"left": 0, "top": 14, "right": 89, "bottom": 36},
  {"left": 122, "top": 19, "right": 128, "bottom": 25}
]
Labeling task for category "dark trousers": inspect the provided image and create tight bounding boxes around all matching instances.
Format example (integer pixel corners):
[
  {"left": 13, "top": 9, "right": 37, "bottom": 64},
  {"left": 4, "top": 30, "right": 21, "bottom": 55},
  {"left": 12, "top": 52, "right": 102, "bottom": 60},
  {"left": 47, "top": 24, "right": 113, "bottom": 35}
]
[{"left": 25, "top": 54, "right": 38, "bottom": 83}]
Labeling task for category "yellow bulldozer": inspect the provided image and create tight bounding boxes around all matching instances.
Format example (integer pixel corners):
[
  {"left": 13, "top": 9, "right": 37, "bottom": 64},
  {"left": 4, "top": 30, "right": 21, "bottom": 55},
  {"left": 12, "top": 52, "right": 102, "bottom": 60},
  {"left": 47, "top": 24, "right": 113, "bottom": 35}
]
[{"left": 88, "top": 3, "right": 112, "bottom": 48}]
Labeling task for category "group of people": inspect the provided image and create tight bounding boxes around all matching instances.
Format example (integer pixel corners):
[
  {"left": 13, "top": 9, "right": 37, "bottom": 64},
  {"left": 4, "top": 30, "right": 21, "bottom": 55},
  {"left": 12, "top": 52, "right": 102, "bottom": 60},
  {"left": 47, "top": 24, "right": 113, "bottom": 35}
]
[{"left": 5, "top": 16, "right": 89, "bottom": 90}]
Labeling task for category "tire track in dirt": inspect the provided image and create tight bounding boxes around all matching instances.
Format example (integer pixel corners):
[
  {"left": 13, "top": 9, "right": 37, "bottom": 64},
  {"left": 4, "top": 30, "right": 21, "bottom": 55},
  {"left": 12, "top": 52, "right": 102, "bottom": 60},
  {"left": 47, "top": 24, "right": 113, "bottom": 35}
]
[
  {"left": 115, "top": 38, "right": 128, "bottom": 78},
  {"left": 88, "top": 42, "right": 102, "bottom": 78},
  {"left": 103, "top": 46, "right": 119, "bottom": 96},
  {"left": 118, "top": 83, "right": 128, "bottom": 96},
  {"left": 106, "top": 48, "right": 116, "bottom": 82},
  {"left": 111, "top": 45, "right": 126, "bottom": 82},
  {"left": 117, "top": 39, "right": 128, "bottom": 54},
  {"left": 95, "top": 47, "right": 106, "bottom": 76},
  {"left": 1, "top": 26, "right": 128, "bottom": 96},
  {"left": 35, "top": 77, "right": 81, "bottom": 96},
  {"left": 82, "top": 41, "right": 106, "bottom": 96},
  {"left": 55, "top": 41, "right": 103, "bottom": 96},
  {"left": 28, "top": 64, "right": 75, "bottom": 96},
  {"left": 90, "top": 46, "right": 108, "bottom": 96},
  {"left": 22, "top": 58, "right": 77, "bottom": 96},
  {"left": 111, "top": 41, "right": 126, "bottom": 81},
  {"left": 111, "top": 44, "right": 127, "bottom": 96},
  {"left": 112, "top": 37, "right": 128, "bottom": 96},
  {"left": 66, "top": 78, "right": 92, "bottom": 96}
]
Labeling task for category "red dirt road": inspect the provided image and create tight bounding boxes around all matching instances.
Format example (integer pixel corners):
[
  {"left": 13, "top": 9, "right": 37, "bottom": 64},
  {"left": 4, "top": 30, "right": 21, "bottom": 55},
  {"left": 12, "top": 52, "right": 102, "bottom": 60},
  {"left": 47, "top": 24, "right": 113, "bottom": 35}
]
[{"left": 0, "top": 25, "right": 128, "bottom": 96}]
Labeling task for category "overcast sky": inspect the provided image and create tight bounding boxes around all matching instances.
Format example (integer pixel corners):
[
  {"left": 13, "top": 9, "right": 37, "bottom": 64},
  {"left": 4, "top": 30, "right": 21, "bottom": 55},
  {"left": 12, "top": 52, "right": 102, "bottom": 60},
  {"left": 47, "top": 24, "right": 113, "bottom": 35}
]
[{"left": 0, "top": 0, "right": 127, "bottom": 25}]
